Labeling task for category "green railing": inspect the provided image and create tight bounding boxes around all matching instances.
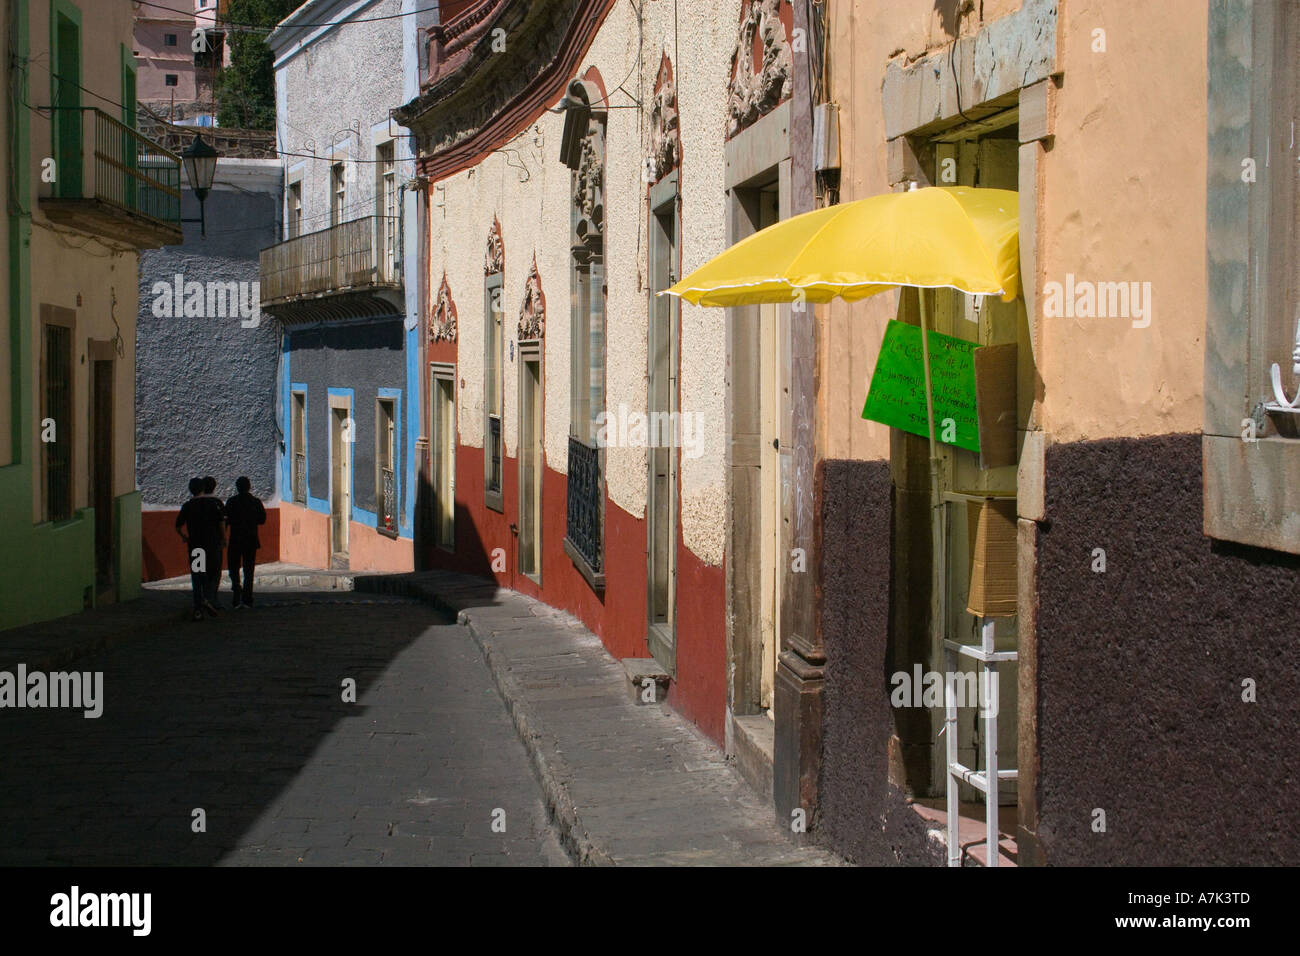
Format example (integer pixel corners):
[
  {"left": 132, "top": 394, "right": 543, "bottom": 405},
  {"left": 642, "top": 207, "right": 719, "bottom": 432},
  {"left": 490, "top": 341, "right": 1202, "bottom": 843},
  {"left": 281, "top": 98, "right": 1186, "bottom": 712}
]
[{"left": 49, "top": 107, "right": 182, "bottom": 228}]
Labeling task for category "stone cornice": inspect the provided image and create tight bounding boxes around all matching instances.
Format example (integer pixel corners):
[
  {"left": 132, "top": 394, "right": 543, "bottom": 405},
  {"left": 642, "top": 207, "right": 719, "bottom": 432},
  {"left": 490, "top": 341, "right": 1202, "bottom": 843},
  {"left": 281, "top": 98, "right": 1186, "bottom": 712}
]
[{"left": 393, "top": 0, "right": 616, "bottom": 182}]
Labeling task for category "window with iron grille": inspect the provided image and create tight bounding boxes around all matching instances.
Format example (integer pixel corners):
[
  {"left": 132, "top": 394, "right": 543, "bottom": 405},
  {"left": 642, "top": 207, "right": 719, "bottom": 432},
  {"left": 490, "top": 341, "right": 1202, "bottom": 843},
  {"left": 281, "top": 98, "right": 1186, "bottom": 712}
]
[
  {"left": 291, "top": 391, "right": 306, "bottom": 504},
  {"left": 377, "top": 397, "right": 397, "bottom": 534},
  {"left": 484, "top": 272, "right": 504, "bottom": 512},
  {"left": 41, "top": 322, "right": 73, "bottom": 523}
]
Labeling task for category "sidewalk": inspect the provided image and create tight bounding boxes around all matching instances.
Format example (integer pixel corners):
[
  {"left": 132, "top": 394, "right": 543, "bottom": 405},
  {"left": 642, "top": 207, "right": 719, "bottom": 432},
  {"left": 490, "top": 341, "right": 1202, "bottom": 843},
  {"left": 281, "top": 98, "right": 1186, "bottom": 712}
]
[{"left": 358, "top": 569, "right": 845, "bottom": 866}]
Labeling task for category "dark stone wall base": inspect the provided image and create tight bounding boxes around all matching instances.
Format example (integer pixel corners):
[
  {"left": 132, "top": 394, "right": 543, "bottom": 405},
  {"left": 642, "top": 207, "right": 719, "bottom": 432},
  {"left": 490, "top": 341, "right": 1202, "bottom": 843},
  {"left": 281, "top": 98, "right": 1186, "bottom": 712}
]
[
  {"left": 816, "top": 458, "right": 938, "bottom": 865},
  {"left": 1037, "top": 433, "right": 1300, "bottom": 864}
]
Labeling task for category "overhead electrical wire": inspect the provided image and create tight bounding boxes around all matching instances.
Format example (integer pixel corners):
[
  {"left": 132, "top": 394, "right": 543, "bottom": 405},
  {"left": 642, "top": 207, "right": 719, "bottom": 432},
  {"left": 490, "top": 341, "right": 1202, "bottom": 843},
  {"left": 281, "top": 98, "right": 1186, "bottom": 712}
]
[{"left": 134, "top": 0, "right": 443, "bottom": 34}]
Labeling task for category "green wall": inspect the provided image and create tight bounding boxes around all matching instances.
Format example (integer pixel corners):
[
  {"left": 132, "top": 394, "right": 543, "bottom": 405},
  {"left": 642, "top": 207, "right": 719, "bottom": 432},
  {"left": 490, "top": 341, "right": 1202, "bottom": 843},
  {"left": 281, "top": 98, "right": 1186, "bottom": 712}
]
[{"left": 1, "top": 0, "right": 138, "bottom": 632}]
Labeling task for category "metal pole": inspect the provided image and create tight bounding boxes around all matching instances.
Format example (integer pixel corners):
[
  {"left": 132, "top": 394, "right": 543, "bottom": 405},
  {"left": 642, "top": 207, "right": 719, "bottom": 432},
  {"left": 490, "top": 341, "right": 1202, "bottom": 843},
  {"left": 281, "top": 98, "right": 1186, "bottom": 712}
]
[
  {"left": 921, "top": 291, "right": 956, "bottom": 864},
  {"left": 945, "top": 642, "right": 959, "bottom": 866},
  {"left": 982, "top": 616, "right": 999, "bottom": 867},
  {"left": 918, "top": 290, "right": 944, "bottom": 639}
]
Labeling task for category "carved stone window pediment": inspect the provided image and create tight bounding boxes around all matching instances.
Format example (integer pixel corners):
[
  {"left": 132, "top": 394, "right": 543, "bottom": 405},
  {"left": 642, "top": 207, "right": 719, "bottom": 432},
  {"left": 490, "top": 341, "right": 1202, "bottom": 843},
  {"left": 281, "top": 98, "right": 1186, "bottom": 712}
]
[
  {"left": 649, "top": 53, "right": 681, "bottom": 182},
  {"left": 431, "top": 273, "right": 458, "bottom": 343},
  {"left": 727, "top": 0, "right": 793, "bottom": 139},
  {"left": 485, "top": 216, "right": 504, "bottom": 275},
  {"left": 518, "top": 256, "right": 545, "bottom": 340}
]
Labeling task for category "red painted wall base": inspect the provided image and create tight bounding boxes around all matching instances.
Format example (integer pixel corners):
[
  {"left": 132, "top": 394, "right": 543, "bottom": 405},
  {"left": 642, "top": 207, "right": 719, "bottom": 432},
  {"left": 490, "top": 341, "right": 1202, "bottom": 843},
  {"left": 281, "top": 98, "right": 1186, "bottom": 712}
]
[{"left": 142, "top": 506, "right": 282, "bottom": 582}]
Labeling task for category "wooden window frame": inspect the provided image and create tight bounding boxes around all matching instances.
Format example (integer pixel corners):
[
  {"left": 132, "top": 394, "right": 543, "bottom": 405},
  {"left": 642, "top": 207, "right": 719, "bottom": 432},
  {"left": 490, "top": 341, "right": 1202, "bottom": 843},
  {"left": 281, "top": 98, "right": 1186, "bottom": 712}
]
[
  {"left": 330, "top": 161, "right": 347, "bottom": 227},
  {"left": 287, "top": 179, "right": 303, "bottom": 239},
  {"left": 1204, "top": 1, "right": 1300, "bottom": 555},
  {"left": 40, "top": 305, "right": 76, "bottom": 524},
  {"left": 430, "top": 363, "right": 457, "bottom": 552},
  {"left": 517, "top": 341, "right": 543, "bottom": 584},
  {"left": 646, "top": 171, "right": 680, "bottom": 676}
]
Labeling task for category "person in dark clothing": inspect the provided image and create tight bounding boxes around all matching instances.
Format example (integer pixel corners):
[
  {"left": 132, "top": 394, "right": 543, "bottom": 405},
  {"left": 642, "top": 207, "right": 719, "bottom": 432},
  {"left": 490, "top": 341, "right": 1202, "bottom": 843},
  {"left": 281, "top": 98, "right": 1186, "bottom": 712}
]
[
  {"left": 176, "top": 476, "right": 226, "bottom": 620},
  {"left": 225, "top": 476, "right": 267, "bottom": 609},
  {"left": 200, "top": 476, "right": 224, "bottom": 605}
]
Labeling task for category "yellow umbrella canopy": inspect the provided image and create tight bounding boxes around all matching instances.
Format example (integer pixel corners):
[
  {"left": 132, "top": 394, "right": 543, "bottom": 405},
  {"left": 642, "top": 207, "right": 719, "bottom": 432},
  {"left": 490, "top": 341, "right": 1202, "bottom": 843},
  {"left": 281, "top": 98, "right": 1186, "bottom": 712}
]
[{"left": 663, "top": 186, "right": 1020, "bottom": 307}]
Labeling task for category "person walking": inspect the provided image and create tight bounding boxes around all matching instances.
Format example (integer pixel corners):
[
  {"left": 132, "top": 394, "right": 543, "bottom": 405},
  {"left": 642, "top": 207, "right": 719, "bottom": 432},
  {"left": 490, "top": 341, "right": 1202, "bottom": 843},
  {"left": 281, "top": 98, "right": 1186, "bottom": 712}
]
[
  {"left": 201, "top": 476, "right": 225, "bottom": 606},
  {"left": 225, "top": 476, "right": 267, "bottom": 609},
  {"left": 176, "top": 476, "right": 226, "bottom": 621}
]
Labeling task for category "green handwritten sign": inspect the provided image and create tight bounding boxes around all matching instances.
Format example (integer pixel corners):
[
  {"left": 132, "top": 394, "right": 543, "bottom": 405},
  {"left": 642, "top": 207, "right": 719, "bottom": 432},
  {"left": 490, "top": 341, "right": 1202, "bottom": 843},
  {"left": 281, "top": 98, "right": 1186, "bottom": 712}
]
[{"left": 861, "top": 320, "right": 980, "bottom": 452}]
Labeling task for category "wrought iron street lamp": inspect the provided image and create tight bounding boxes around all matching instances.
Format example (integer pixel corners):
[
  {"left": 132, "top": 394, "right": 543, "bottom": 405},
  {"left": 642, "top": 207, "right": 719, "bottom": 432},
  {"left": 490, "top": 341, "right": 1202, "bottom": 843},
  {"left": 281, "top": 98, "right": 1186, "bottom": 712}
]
[{"left": 180, "top": 133, "right": 219, "bottom": 236}]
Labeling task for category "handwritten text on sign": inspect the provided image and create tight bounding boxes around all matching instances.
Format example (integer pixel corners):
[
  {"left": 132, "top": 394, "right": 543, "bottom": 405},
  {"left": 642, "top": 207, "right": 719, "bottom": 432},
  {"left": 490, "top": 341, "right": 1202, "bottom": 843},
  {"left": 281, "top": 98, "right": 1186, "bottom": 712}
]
[{"left": 861, "top": 320, "right": 980, "bottom": 452}]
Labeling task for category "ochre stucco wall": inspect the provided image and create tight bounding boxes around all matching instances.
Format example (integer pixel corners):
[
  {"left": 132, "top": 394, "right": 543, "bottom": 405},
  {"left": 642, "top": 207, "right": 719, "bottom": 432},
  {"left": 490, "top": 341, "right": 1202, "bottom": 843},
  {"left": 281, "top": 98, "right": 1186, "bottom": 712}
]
[
  {"left": 820, "top": 0, "right": 1209, "bottom": 456},
  {"left": 1038, "top": 0, "right": 1207, "bottom": 442},
  {"left": 819, "top": 0, "right": 950, "bottom": 464}
]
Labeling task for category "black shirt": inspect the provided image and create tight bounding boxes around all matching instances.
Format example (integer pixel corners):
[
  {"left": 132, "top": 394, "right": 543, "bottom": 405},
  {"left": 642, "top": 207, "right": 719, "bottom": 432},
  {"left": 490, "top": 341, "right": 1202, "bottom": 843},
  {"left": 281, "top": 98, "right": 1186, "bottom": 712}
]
[
  {"left": 176, "top": 496, "right": 225, "bottom": 554},
  {"left": 224, "top": 492, "right": 266, "bottom": 549}
]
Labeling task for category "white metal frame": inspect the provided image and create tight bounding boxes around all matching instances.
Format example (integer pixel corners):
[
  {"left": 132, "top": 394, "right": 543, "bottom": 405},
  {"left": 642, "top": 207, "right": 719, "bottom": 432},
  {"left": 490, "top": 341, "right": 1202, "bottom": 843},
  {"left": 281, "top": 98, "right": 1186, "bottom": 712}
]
[{"left": 940, "top": 489, "right": 1019, "bottom": 867}]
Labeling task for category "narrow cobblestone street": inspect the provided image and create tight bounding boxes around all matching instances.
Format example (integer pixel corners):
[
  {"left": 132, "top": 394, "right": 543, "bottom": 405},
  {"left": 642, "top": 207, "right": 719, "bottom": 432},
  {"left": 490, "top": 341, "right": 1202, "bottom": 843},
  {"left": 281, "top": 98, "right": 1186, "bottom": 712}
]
[{"left": 0, "top": 593, "right": 568, "bottom": 866}]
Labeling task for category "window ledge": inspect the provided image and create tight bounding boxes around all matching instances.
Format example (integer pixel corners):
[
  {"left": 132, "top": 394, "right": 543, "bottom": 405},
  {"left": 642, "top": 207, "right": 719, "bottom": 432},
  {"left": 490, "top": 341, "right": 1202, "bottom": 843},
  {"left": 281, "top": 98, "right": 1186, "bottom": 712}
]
[
  {"left": 1203, "top": 433, "right": 1300, "bottom": 555},
  {"left": 563, "top": 536, "right": 605, "bottom": 592}
]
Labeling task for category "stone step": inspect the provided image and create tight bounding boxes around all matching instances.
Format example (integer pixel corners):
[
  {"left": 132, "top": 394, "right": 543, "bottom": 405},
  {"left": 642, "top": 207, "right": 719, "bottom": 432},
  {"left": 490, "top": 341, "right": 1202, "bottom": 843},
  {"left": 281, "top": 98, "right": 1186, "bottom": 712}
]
[{"left": 621, "top": 658, "right": 669, "bottom": 705}]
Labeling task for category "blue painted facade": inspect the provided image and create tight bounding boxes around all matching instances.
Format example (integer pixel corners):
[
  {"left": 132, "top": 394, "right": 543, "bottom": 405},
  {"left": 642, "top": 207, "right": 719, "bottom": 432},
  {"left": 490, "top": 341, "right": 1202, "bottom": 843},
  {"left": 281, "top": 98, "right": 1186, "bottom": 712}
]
[{"left": 282, "top": 320, "right": 410, "bottom": 535}]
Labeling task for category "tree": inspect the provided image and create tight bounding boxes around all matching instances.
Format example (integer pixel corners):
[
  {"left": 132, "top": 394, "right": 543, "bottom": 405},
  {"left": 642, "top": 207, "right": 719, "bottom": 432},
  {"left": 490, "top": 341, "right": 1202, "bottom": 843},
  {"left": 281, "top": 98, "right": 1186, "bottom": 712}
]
[{"left": 214, "top": 0, "right": 300, "bottom": 129}]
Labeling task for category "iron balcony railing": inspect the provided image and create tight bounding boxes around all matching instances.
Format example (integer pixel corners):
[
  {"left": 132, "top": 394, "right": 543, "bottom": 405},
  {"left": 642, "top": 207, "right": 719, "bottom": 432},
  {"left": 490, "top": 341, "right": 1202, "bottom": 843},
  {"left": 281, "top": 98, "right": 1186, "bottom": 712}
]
[
  {"left": 293, "top": 452, "right": 306, "bottom": 504},
  {"left": 260, "top": 215, "right": 401, "bottom": 306},
  {"left": 487, "top": 416, "right": 502, "bottom": 493},
  {"left": 44, "top": 107, "right": 182, "bottom": 229},
  {"left": 565, "top": 435, "right": 602, "bottom": 573}
]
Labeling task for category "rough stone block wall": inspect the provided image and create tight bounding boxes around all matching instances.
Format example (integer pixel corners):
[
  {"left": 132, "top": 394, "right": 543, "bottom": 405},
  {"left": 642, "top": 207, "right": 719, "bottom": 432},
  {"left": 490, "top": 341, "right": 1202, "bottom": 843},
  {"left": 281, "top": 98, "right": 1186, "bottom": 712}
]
[{"left": 136, "top": 185, "right": 281, "bottom": 507}]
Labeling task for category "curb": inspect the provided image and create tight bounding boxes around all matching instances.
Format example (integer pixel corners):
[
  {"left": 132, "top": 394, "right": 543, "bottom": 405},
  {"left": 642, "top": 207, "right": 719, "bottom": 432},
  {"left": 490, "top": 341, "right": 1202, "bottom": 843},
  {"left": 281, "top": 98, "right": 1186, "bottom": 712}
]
[{"left": 356, "top": 574, "right": 614, "bottom": 866}]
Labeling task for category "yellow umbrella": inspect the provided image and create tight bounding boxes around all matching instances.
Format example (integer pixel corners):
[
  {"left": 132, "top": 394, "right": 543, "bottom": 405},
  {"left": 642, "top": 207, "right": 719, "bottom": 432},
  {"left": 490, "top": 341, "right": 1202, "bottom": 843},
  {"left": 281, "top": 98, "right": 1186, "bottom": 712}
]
[
  {"left": 661, "top": 188, "right": 1023, "bottom": 779},
  {"left": 662, "top": 185, "right": 1019, "bottom": 307}
]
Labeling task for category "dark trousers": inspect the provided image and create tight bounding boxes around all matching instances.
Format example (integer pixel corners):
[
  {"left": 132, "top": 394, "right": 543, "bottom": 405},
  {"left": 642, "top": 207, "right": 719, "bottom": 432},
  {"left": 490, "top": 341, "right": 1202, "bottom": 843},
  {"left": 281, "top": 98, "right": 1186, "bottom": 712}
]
[
  {"left": 190, "top": 543, "right": 221, "bottom": 609},
  {"left": 228, "top": 542, "right": 258, "bottom": 605}
]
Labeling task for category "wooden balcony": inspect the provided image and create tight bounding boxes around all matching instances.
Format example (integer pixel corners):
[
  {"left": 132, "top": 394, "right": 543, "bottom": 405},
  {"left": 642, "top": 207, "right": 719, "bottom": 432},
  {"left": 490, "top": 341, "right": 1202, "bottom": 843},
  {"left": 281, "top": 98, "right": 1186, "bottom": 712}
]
[
  {"left": 259, "top": 215, "right": 403, "bottom": 324},
  {"left": 38, "top": 108, "right": 182, "bottom": 249}
]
